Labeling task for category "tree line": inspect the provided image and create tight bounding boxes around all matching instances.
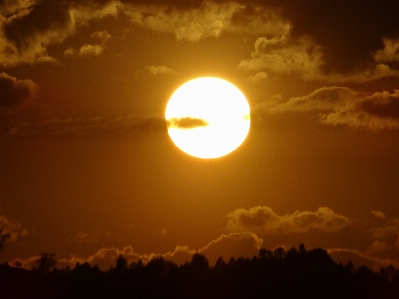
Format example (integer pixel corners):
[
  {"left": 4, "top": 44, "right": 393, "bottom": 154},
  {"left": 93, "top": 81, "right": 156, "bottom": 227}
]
[{"left": 0, "top": 244, "right": 398, "bottom": 299}]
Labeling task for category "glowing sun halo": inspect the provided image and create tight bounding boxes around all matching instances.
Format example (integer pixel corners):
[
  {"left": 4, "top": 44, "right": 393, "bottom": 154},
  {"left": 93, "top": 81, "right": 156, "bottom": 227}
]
[{"left": 165, "top": 77, "right": 250, "bottom": 159}]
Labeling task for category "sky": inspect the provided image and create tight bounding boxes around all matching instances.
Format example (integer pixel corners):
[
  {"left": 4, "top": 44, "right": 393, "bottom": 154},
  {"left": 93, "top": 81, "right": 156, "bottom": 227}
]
[{"left": 1, "top": 0, "right": 399, "bottom": 271}]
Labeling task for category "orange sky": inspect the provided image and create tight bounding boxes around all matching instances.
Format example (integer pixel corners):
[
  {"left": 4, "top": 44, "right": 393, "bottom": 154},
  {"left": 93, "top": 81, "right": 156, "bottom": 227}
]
[{"left": 1, "top": 0, "right": 399, "bottom": 271}]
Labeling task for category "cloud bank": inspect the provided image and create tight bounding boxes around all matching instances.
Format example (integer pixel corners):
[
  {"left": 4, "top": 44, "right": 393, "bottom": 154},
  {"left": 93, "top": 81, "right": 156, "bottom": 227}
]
[
  {"left": 227, "top": 206, "right": 350, "bottom": 234},
  {"left": 12, "top": 231, "right": 263, "bottom": 270}
]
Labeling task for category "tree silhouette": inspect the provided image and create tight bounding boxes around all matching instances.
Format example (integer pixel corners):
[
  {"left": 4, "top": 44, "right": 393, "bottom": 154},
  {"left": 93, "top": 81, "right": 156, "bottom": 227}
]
[
  {"left": 36, "top": 253, "right": 57, "bottom": 273},
  {"left": 1, "top": 245, "right": 399, "bottom": 299},
  {"left": 189, "top": 253, "right": 209, "bottom": 272},
  {"left": 115, "top": 254, "right": 128, "bottom": 270}
]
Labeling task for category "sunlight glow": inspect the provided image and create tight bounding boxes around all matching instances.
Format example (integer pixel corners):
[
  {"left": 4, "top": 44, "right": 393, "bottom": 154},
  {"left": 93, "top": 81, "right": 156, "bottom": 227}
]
[{"left": 165, "top": 77, "right": 250, "bottom": 159}]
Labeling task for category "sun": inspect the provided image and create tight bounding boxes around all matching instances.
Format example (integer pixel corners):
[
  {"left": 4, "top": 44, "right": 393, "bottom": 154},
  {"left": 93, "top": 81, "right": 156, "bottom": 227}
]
[{"left": 165, "top": 77, "right": 250, "bottom": 159}]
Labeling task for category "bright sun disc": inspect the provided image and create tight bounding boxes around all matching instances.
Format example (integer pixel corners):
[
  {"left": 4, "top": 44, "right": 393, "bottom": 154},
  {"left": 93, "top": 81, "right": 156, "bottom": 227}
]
[{"left": 165, "top": 77, "right": 250, "bottom": 159}]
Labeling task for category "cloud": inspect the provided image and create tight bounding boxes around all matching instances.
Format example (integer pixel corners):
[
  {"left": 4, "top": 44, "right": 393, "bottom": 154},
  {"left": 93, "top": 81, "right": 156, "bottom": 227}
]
[
  {"left": 328, "top": 247, "right": 399, "bottom": 271},
  {"left": 121, "top": 1, "right": 236, "bottom": 42},
  {"left": 121, "top": 2, "right": 288, "bottom": 42},
  {"left": 167, "top": 117, "right": 209, "bottom": 129},
  {"left": 239, "top": 34, "right": 399, "bottom": 83},
  {"left": 371, "top": 210, "right": 386, "bottom": 219},
  {"left": 253, "top": 87, "right": 399, "bottom": 130},
  {"left": 269, "top": 1, "right": 399, "bottom": 74},
  {"left": 15, "top": 232, "right": 263, "bottom": 270},
  {"left": 66, "top": 231, "right": 102, "bottom": 245},
  {"left": 364, "top": 240, "right": 390, "bottom": 256},
  {"left": 0, "top": 0, "right": 75, "bottom": 66},
  {"left": 64, "top": 30, "right": 111, "bottom": 58},
  {"left": 65, "top": 44, "right": 105, "bottom": 57},
  {"left": 146, "top": 65, "right": 176, "bottom": 75},
  {"left": 362, "top": 213, "right": 399, "bottom": 259},
  {"left": 0, "top": 213, "right": 27, "bottom": 243},
  {"left": 238, "top": 35, "right": 324, "bottom": 80},
  {"left": 0, "top": 0, "right": 118, "bottom": 66},
  {"left": 198, "top": 232, "right": 263, "bottom": 265},
  {"left": 0, "top": 72, "right": 38, "bottom": 107},
  {"left": 70, "top": 0, "right": 118, "bottom": 26},
  {"left": 78, "top": 44, "right": 105, "bottom": 56},
  {"left": 6, "top": 114, "right": 167, "bottom": 137},
  {"left": 90, "top": 30, "right": 111, "bottom": 44},
  {"left": 253, "top": 87, "right": 355, "bottom": 114},
  {"left": 247, "top": 71, "right": 268, "bottom": 83},
  {"left": 235, "top": 3, "right": 399, "bottom": 83},
  {"left": 227, "top": 206, "right": 350, "bottom": 234},
  {"left": 0, "top": 0, "right": 35, "bottom": 16},
  {"left": 226, "top": 3, "right": 290, "bottom": 36},
  {"left": 8, "top": 255, "right": 41, "bottom": 270},
  {"left": 369, "top": 216, "right": 399, "bottom": 241},
  {"left": 76, "top": 232, "right": 97, "bottom": 242},
  {"left": 322, "top": 90, "right": 399, "bottom": 130},
  {"left": 85, "top": 232, "right": 261, "bottom": 269},
  {"left": 374, "top": 38, "right": 399, "bottom": 63},
  {"left": 326, "top": 64, "right": 399, "bottom": 83}
]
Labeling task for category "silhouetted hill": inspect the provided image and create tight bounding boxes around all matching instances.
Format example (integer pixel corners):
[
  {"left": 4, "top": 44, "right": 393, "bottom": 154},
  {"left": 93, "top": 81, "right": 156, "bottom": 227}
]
[{"left": 1, "top": 245, "right": 398, "bottom": 299}]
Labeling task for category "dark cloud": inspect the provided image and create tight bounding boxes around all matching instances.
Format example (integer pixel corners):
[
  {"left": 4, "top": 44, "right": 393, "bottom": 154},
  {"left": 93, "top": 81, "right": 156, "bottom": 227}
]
[
  {"left": 262, "top": 0, "right": 399, "bottom": 73},
  {"left": 0, "top": 72, "right": 38, "bottom": 107},
  {"left": 3, "top": 1, "right": 72, "bottom": 49},
  {"left": 360, "top": 90, "right": 399, "bottom": 119},
  {"left": 0, "top": 0, "right": 118, "bottom": 66},
  {"left": 0, "top": 0, "right": 34, "bottom": 16},
  {"left": 167, "top": 117, "right": 209, "bottom": 129},
  {"left": 369, "top": 215, "right": 399, "bottom": 241}
]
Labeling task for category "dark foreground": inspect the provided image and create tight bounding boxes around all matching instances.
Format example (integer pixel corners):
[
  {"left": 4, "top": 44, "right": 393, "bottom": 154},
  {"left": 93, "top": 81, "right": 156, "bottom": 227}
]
[{"left": 1, "top": 245, "right": 398, "bottom": 299}]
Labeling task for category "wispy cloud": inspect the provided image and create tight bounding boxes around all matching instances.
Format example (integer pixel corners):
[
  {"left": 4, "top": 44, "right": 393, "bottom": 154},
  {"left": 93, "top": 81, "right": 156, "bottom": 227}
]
[
  {"left": 371, "top": 210, "right": 386, "bottom": 219},
  {"left": 328, "top": 247, "right": 399, "bottom": 271},
  {"left": 227, "top": 206, "right": 350, "bottom": 234},
  {"left": 369, "top": 214, "right": 399, "bottom": 241},
  {"left": 64, "top": 30, "right": 111, "bottom": 58},
  {"left": 238, "top": 35, "right": 324, "bottom": 80},
  {"left": 252, "top": 87, "right": 399, "bottom": 130},
  {"left": 66, "top": 230, "right": 107, "bottom": 246},
  {"left": 239, "top": 34, "right": 399, "bottom": 83},
  {"left": 364, "top": 240, "right": 390, "bottom": 256},
  {"left": 374, "top": 38, "right": 399, "bottom": 63},
  {"left": 146, "top": 65, "right": 176, "bottom": 76},
  {"left": 121, "top": 2, "right": 288, "bottom": 42},
  {"left": 199, "top": 232, "right": 263, "bottom": 265},
  {"left": 7, "top": 114, "right": 167, "bottom": 137},
  {"left": 90, "top": 30, "right": 111, "bottom": 44}
]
